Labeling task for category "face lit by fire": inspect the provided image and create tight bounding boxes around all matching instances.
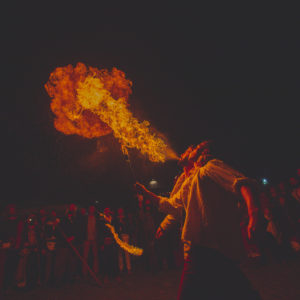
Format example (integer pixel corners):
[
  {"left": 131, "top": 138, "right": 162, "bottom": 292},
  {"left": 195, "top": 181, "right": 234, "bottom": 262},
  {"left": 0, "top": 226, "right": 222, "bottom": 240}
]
[
  {"left": 179, "top": 141, "right": 211, "bottom": 168},
  {"left": 178, "top": 145, "right": 195, "bottom": 167}
]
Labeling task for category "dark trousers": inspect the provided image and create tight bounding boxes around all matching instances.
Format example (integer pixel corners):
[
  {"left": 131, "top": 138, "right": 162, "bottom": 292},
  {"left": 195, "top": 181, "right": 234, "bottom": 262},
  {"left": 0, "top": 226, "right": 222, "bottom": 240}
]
[
  {"left": 177, "top": 246, "right": 261, "bottom": 300},
  {"left": 41, "top": 250, "right": 55, "bottom": 285},
  {"left": 3, "top": 249, "right": 19, "bottom": 291},
  {"left": 101, "top": 243, "right": 118, "bottom": 278},
  {"left": 54, "top": 247, "right": 77, "bottom": 285},
  {"left": 0, "top": 249, "right": 5, "bottom": 292}
]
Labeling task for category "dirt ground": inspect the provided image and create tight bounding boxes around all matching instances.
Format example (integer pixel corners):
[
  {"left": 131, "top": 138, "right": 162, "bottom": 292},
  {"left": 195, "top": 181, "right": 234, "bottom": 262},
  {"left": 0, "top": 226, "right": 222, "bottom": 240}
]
[{"left": 3, "top": 255, "right": 300, "bottom": 300}]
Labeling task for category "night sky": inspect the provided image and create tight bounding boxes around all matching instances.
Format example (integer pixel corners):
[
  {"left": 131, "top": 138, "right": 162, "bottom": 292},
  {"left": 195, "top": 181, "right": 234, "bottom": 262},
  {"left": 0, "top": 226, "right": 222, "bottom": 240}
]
[{"left": 2, "top": 3, "right": 299, "bottom": 209}]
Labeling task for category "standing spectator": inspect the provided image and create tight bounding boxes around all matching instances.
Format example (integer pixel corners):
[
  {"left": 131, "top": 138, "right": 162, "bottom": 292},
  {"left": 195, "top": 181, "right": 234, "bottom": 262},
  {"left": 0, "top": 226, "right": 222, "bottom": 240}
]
[
  {"left": 269, "top": 185, "right": 294, "bottom": 258},
  {"left": 289, "top": 176, "right": 300, "bottom": 204},
  {"left": 37, "top": 209, "right": 48, "bottom": 286},
  {"left": 0, "top": 204, "right": 24, "bottom": 294},
  {"left": 137, "top": 198, "right": 158, "bottom": 273},
  {"left": 278, "top": 181, "right": 299, "bottom": 226},
  {"left": 16, "top": 214, "right": 40, "bottom": 290},
  {"left": 116, "top": 207, "right": 132, "bottom": 275},
  {"left": 76, "top": 207, "right": 87, "bottom": 278},
  {"left": 82, "top": 205, "right": 101, "bottom": 279},
  {"left": 54, "top": 205, "right": 79, "bottom": 286},
  {"left": 42, "top": 210, "right": 59, "bottom": 286}
]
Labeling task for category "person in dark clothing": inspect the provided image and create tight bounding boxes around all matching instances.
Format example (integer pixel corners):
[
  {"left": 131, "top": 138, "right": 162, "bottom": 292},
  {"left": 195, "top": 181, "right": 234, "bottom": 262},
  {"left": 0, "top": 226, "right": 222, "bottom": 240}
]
[
  {"left": 115, "top": 207, "right": 132, "bottom": 275},
  {"left": 41, "top": 210, "right": 59, "bottom": 286},
  {"left": 16, "top": 214, "right": 40, "bottom": 290},
  {"left": 82, "top": 205, "right": 101, "bottom": 279},
  {"left": 53, "top": 208, "right": 78, "bottom": 286},
  {"left": 0, "top": 204, "right": 23, "bottom": 294},
  {"left": 269, "top": 186, "right": 295, "bottom": 258}
]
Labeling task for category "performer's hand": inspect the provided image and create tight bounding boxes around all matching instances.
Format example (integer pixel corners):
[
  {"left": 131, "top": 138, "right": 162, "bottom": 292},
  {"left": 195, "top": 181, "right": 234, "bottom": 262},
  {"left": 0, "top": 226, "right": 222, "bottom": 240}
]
[
  {"left": 134, "top": 182, "right": 148, "bottom": 196},
  {"left": 155, "top": 227, "right": 164, "bottom": 239}
]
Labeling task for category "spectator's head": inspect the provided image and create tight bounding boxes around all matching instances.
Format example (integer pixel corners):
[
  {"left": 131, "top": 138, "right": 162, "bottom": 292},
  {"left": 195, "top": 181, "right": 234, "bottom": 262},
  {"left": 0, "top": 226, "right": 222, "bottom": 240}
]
[
  {"left": 69, "top": 203, "right": 77, "bottom": 213},
  {"left": 289, "top": 177, "right": 299, "bottom": 187},
  {"left": 7, "top": 204, "right": 16, "bottom": 216},
  {"left": 117, "top": 207, "right": 125, "bottom": 218},
  {"left": 50, "top": 210, "right": 57, "bottom": 218},
  {"left": 297, "top": 168, "right": 300, "bottom": 178},
  {"left": 104, "top": 207, "right": 113, "bottom": 217},
  {"left": 88, "top": 205, "right": 96, "bottom": 215},
  {"left": 263, "top": 207, "right": 272, "bottom": 219},
  {"left": 279, "top": 196, "right": 286, "bottom": 206},
  {"left": 278, "top": 182, "right": 286, "bottom": 193},
  {"left": 269, "top": 186, "right": 277, "bottom": 198},
  {"left": 80, "top": 207, "right": 86, "bottom": 216},
  {"left": 39, "top": 209, "right": 46, "bottom": 216}
]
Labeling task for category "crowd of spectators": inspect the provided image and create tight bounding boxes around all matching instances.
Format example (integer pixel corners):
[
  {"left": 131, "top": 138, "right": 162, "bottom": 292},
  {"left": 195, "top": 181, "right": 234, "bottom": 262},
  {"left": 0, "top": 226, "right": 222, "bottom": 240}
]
[
  {"left": 0, "top": 168, "right": 300, "bottom": 296},
  {"left": 0, "top": 195, "right": 182, "bottom": 296},
  {"left": 240, "top": 168, "right": 300, "bottom": 263}
]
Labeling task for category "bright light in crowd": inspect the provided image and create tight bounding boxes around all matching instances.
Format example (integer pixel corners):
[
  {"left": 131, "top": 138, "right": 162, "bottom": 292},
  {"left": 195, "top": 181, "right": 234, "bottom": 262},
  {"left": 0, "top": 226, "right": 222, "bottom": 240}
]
[
  {"left": 262, "top": 178, "right": 269, "bottom": 185},
  {"left": 149, "top": 179, "right": 158, "bottom": 189}
]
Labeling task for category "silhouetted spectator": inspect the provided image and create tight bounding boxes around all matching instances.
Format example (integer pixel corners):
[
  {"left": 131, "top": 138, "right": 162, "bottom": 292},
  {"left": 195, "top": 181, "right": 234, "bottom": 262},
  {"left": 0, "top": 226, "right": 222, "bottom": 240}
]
[
  {"left": 82, "top": 205, "right": 101, "bottom": 278},
  {"left": 0, "top": 204, "right": 24, "bottom": 294},
  {"left": 116, "top": 207, "right": 132, "bottom": 275},
  {"left": 16, "top": 214, "right": 40, "bottom": 290}
]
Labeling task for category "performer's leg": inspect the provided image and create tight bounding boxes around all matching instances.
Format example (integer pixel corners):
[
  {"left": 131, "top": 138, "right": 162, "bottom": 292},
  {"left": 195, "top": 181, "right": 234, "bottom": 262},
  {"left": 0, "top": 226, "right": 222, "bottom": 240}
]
[{"left": 177, "top": 246, "right": 262, "bottom": 300}]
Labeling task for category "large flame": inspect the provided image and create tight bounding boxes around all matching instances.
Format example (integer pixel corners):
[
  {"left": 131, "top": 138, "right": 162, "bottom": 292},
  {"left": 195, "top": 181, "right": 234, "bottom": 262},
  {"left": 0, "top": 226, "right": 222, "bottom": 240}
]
[{"left": 45, "top": 63, "right": 178, "bottom": 162}]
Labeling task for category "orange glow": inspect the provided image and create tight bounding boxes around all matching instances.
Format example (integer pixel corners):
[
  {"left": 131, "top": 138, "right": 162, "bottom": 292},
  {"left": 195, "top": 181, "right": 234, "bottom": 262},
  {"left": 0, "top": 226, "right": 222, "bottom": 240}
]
[
  {"left": 105, "top": 223, "right": 143, "bottom": 256},
  {"left": 45, "top": 63, "right": 179, "bottom": 162},
  {"left": 45, "top": 63, "right": 131, "bottom": 139}
]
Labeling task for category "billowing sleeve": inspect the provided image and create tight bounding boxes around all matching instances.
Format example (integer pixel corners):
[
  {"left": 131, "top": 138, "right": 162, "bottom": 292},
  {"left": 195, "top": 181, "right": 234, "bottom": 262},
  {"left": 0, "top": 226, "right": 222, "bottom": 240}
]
[{"left": 202, "top": 159, "right": 257, "bottom": 195}]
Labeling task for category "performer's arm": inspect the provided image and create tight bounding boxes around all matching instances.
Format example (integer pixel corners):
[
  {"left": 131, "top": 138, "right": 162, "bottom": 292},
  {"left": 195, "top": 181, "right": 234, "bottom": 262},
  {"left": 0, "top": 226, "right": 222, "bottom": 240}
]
[
  {"left": 155, "top": 212, "right": 181, "bottom": 239},
  {"left": 135, "top": 182, "right": 182, "bottom": 214},
  {"left": 240, "top": 185, "right": 259, "bottom": 240}
]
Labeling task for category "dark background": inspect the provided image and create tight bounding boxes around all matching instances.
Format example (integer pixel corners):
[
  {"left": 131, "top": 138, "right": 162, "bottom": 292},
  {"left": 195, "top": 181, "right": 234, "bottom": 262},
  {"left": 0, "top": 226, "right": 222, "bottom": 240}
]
[{"left": 1, "top": 3, "right": 299, "bottom": 210}]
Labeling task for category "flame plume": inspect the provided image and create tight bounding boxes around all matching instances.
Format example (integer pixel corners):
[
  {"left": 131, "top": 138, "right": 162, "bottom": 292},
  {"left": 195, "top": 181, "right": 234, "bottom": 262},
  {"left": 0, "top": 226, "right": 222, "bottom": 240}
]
[{"left": 45, "top": 63, "right": 177, "bottom": 162}]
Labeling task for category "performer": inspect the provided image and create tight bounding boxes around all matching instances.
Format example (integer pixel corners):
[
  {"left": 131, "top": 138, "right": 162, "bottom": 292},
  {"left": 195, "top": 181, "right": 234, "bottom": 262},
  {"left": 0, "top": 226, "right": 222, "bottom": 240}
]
[{"left": 135, "top": 141, "right": 263, "bottom": 300}]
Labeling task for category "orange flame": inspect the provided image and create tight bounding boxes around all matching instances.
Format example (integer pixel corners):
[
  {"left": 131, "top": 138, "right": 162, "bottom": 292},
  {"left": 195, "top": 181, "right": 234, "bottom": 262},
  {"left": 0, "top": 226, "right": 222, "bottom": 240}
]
[{"left": 45, "top": 63, "right": 178, "bottom": 162}]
